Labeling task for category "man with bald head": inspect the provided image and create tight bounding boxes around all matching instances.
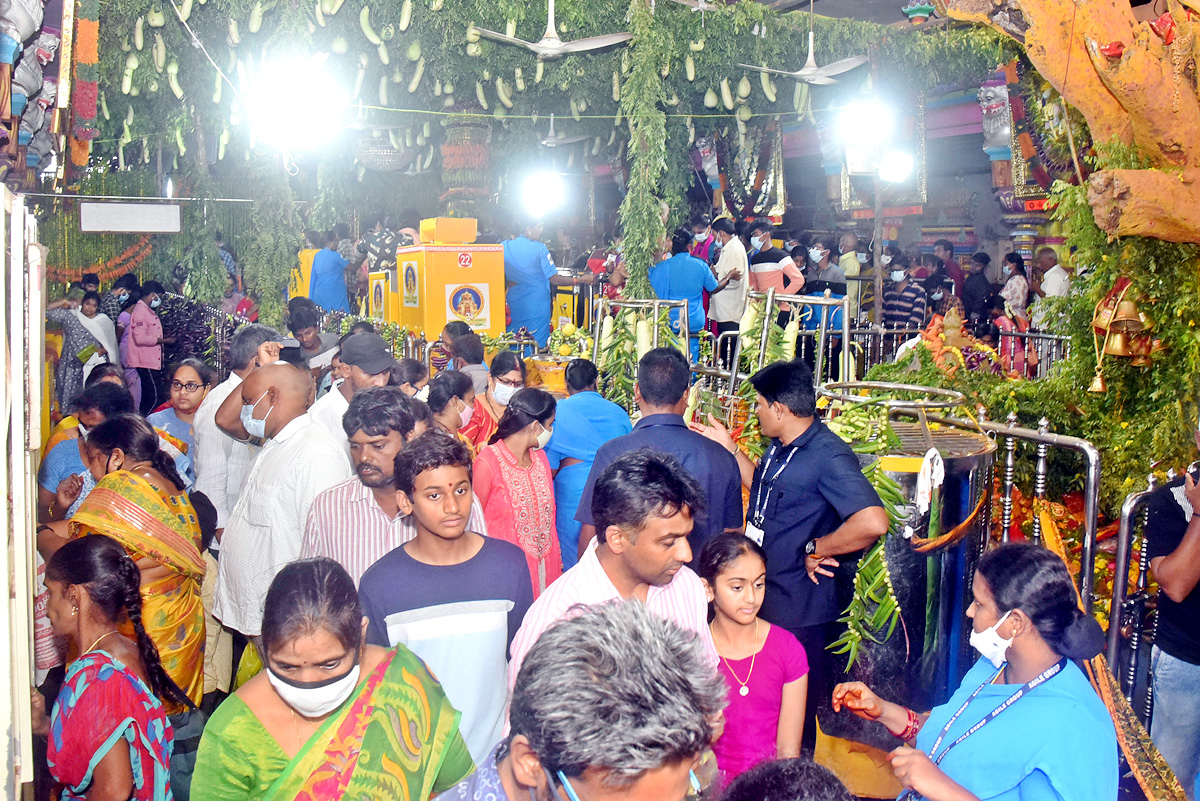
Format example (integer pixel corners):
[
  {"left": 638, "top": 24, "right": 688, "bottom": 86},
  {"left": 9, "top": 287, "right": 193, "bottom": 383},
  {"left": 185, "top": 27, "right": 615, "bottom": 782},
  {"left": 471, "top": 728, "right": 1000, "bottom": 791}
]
[{"left": 212, "top": 346, "right": 353, "bottom": 640}]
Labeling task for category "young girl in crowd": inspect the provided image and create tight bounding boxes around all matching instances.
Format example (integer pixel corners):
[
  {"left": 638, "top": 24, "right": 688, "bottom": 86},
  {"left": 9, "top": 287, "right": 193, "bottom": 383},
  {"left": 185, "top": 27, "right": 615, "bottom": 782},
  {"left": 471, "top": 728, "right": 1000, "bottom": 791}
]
[
  {"left": 474, "top": 387, "right": 559, "bottom": 598},
  {"left": 698, "top": 532, "right": 809, "bottom": 783}
]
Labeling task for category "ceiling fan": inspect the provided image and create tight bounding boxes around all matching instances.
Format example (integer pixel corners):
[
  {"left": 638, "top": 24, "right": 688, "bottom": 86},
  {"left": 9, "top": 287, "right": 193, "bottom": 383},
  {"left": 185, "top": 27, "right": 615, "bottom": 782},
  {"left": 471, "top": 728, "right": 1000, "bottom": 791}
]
[
  {"left": 475, "top": 0, "right": 632, "bottom": 60},
  {"left": 540, "top": 113, "right": 590, "bottom": 147},
  {"left": 670, "top": 0, "right": 720, "bottom": 26},
  {"left": 739, "top": 0, "right": 866, "bottom": 84}
]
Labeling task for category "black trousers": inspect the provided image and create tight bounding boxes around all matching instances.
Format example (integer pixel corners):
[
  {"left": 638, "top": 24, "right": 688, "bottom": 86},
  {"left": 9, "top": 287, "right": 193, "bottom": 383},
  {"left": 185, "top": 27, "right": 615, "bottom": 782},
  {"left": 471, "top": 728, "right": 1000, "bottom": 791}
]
[
  {"left": 137, "top": 367, "right": 162, "bottom": 415},
  {"left": 715, "top": 320, "right": 740, "bottom": 368},
  {"left": 788, "top": 620, "right": 838, "bottom": 753}
]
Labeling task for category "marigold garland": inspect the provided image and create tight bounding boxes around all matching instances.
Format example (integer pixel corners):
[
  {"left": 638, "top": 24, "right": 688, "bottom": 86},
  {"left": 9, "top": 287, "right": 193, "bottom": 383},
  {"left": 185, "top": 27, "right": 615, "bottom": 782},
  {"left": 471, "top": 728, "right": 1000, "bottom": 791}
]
[
  {"left": 46, "top": 235, "right": 152, "bottom": 284},
  {"left": 69, "top": 0, "right": 100, "bottom": 163}
]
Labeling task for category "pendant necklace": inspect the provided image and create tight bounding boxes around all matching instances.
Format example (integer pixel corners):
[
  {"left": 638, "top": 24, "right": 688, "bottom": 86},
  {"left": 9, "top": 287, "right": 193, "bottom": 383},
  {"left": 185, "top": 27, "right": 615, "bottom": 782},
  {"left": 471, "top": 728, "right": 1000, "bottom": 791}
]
[
  {"left": 712, "top": 618, "right": 759, "bottom": 697},
  {"left": 83, "top": 630, "right": 119, "bottom": 655}
]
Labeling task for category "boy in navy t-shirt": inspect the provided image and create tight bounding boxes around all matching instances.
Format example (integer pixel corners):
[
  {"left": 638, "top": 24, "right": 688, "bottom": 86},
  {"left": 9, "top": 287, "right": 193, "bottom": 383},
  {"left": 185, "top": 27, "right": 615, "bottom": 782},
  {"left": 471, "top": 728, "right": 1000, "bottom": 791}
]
[{"left": 359, "top": 431, "right": 533, "bottom": 764}]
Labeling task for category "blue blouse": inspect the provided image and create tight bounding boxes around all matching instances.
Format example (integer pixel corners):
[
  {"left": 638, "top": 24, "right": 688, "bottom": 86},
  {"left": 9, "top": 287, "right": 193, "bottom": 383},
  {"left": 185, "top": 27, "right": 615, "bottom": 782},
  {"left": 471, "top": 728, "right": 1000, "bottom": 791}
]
[{"left": 912, "top": 656, "right": 1118, "bottom": 801}]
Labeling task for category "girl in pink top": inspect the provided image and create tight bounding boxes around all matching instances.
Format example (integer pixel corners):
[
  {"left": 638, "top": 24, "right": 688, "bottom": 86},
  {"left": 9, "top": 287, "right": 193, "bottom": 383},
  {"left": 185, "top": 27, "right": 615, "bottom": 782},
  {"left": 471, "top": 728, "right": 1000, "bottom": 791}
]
[
  {"left": 124, "top": 280, "right": 173, "bottom": 415},
  {"left": 699, "top": 531, "right": 809, "bottom": 783},
  {"left": 473, "top": 387, "right": 561, "bottom": 598}
]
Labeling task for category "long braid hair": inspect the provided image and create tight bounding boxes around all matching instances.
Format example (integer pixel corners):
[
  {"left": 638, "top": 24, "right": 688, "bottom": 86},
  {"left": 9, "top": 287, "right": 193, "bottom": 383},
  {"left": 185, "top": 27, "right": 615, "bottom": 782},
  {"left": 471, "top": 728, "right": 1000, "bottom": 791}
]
[{"left": 46, "top": 535, "right": 195, "bottom": 710}]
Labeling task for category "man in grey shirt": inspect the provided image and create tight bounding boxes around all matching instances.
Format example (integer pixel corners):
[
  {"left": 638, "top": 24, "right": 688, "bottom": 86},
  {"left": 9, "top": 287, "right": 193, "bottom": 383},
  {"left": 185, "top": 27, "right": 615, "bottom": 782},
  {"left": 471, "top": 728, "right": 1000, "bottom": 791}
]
[{"left": 450, "top": 333, "right": 489, "bottom": 396}]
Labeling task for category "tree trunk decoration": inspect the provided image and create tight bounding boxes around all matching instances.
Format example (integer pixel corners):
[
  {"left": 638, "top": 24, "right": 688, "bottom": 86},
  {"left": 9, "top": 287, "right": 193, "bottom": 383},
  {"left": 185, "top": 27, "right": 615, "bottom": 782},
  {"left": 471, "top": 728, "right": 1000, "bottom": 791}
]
[{"left": 944, "top": 0, "right": 1200, "bottom": 242}]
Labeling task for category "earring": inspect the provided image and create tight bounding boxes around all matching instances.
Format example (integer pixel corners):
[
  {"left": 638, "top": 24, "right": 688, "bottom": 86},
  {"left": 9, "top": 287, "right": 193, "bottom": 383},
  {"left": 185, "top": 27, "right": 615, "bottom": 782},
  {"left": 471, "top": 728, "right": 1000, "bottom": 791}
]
[{"left": 71, "top": 607, "right": 77, "bottom": 616}]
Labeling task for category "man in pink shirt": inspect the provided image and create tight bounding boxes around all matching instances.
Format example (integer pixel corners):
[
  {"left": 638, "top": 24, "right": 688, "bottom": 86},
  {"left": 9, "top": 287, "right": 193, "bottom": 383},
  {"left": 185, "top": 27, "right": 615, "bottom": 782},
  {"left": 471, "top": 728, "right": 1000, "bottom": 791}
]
[{"left": 507, "top": 449, "right": 719, "bottom": 690}]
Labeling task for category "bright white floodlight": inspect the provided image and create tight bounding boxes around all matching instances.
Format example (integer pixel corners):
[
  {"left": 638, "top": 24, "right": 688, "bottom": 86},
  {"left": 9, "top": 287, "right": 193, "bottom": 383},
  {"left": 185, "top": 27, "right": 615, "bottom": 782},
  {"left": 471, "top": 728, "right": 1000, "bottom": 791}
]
[
  {"left": 836, "top": 99, "right": 896, "bottom": 149},
  {"left": 877, "top": 150, "right": 915, "bottom": 183},
  {"left": 246, "top": 54, "right": 343, "bottom": 152},
  {"left": 521, "top": 172, "right": 567, "bottom": 219}
]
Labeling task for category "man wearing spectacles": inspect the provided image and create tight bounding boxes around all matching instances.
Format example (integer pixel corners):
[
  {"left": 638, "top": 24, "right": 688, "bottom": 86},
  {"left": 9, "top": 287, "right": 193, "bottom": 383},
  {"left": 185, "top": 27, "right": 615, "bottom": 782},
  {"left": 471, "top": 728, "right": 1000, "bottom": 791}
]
[{"left": 434, "top": 601, "right": 726, "bottom": 801}]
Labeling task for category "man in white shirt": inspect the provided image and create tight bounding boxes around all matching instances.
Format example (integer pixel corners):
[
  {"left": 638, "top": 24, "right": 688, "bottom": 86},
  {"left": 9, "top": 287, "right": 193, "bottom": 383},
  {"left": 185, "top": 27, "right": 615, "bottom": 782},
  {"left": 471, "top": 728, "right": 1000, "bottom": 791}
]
[
  {"left": 191, "top": 323, "right": 279, "bottom": 699},
  {"left": 707, "top": 217, "right": 747, "bottom": 368},
  {"left": 1031, "top": 247, "right": 1071, "bottom": 330},
  {"left": 212, "top": 357, "right": 352, "bottom": 639},
  {"left": 308, "top": 332, "right": 394, "bottom": 447}
]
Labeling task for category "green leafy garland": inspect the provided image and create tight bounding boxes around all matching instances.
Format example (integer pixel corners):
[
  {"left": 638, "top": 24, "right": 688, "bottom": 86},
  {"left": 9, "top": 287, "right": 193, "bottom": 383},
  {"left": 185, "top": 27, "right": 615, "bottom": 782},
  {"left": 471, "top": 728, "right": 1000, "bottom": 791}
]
[{"left": 238, "top": 162, "right": 300, "bottom": 326}]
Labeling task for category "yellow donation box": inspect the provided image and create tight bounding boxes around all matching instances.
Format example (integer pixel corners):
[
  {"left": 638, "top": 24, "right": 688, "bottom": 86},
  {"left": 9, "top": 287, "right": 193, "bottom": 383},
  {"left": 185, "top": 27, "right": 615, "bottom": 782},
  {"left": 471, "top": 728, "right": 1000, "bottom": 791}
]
[{"left": 370, "top": 243, "right": 505, "bottom": 338}]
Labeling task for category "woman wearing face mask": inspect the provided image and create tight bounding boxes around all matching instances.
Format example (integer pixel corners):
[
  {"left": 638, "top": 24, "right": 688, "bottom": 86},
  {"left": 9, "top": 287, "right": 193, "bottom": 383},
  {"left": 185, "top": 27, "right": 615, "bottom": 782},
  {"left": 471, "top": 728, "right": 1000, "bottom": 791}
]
[
  {"left": 38, "top": 413, "right": 208, "bottom": 796},
  {"left": 473, "top": 388, "right": 560, "bottom": 598},
  {"left": 117, "top": 286, "right": 144, "bottom": 410},
  {"left": 832, "top": 543, "right": 1117, "bottom": 801},
  {"left": 998, "top": 253, "right": 1030, "bottom": 322},
  {"left": 193, "top": 557, "right": 474, "bottom": 800},
  {"left": 426, "top": 369, "right": 478, "bottom": 453},
  {"left": 126, "top": 280, "right": 175, "bottom": 416},
  {"left": 391, "top": 357, "right": 429, "bottom": 399},
  {"left": 34, "top": 535, "right": 193, "bottom": 801},
  {"left": 461, "top": 350, "right": 526, "bottom": 451}
]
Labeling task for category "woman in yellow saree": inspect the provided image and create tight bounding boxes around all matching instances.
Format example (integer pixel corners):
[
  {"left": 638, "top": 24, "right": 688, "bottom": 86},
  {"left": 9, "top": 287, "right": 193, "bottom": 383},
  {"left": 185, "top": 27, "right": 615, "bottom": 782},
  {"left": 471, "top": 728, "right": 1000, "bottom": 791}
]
[{"left": 193, "top": 558, "right": 474, "bottom": 801}]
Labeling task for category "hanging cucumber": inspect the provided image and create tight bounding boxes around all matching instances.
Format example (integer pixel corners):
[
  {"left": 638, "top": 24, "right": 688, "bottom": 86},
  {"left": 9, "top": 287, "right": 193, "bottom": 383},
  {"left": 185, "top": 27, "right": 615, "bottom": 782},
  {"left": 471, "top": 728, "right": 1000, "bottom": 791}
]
[
  {"left": 465, "top": 23, "right": 480, "bottom": 42},
  {"left": 247, "top": 2, "right": 264, "bottom": 33},
  {"left": 398, "top": 0, "right": 413, "bottom": 30},
  {"left": 134, "top": 17, "right": 145, "bottom": 50},
  {"left": 228, "top": 19, "right": 241, "bottom": 45},
  {"left": 377, "top": 43, "right": 389, "bottom": 64},
  {"left": 703, "top": 87, "right": 718, "bottom": 108},
  {"left": 314, "top": 0, "right": 325, "bottom": 26},
  {"left": 360, "top": 7, "right": 381, "bottom": 45},
  {"left": 534, "top": 61, "right": 543, "bottom": 83},
  {"left": 121, "top": 53, "right": 138, "bottom": 94},
  {"left": 147, "top": 4, "right": 165, "bottom": 26},
  {"left": 475, "top": 80, "right": 488, "bottom": 109},
  {"left": 100, "top": 91, "right": 110, "bottom": 120},
  {"left": 611, "top": 70, "right": 620, "bottom": 102},
  {"left": 378, "top": 75, "right": 388, "bottom": 105},
  {"left": 175, "top": 127, "right": 187, "bottom": 156},
  {"left": 760, "top": 71, "right": 776, "bottom": 103},
  {"left": 720, "top": 78, "right": 734, "bottom": 110},
  {"left": 406, "top": 40, "right": 422, "bottom": 61},
  {"left": 495, "top": 77, "right": 512, "bottom": 108},
  {"left": 685, "top": 55, "right": 695, "bottom": 81},
  {"left": 689, "top": 39, "right": 704, "bottom": 51},
  {"left": 737, "top": 74, "right": 751, "bottom": 99},
  {"left": 406, "top": 56, "right": 424, "bottom": 92},
  {"left": 179, "top": 0, "right": 192, "bottom": 21}
]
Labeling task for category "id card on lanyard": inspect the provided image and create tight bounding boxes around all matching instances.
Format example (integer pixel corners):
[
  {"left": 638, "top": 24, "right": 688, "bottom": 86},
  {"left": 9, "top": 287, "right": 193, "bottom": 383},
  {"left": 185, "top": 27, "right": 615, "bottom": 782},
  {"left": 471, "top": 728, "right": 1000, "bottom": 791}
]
[
  {"left": 749, "top": 442, "right": 800, "bottom": 544},
  {"left": 898, "top": 658, "right": 1067, "bottom": 801}
]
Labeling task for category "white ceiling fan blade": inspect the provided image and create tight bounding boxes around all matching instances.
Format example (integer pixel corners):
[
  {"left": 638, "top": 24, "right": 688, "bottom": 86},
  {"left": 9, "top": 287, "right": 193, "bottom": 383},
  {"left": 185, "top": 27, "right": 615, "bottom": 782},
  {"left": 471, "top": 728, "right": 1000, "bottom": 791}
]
[
  {"left": 544, "top": 0, "right": 559, "bottom": 41},
  {"left": 803, "top": 75, "right": 837, "bottom": 85},
  {"left": 738, "top": 62, "right": 803, "bottom": 78},
  {"left": 558, "top": 32, "right": 633, "bottom": 53},
  {"left": 813, "top": 55, "right": 868, "bottom": 77},
  {"left": 474, "top": 28, "right": 537, "bottom": 49},
  {"left": 546, "top": 112, "right": 558, "bottom": 138}
]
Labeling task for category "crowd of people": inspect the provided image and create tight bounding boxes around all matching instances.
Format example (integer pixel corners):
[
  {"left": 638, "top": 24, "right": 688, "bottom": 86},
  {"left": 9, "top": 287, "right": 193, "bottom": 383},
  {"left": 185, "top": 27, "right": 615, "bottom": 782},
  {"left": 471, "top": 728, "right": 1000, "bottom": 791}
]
[{"left": 29, "top": 258, "right": 1151, "bottom": 801}]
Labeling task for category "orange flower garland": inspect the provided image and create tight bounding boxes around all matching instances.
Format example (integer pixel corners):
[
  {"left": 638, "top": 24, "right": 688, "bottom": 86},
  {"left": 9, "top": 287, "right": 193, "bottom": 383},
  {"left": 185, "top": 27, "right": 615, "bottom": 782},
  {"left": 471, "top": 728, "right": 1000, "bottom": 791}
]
[{"left": 47, "top": 235, "right": 152, "bottom": 284}]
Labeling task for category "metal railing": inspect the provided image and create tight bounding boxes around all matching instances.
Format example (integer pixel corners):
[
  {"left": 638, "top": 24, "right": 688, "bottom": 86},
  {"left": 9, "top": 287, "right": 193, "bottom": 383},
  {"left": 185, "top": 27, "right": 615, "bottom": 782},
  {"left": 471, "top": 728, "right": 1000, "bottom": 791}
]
[
  {"left": 996, "top": 330, "right": 1073, "bottom": 380},
  {"left": 590, "top": 297, "right": 690, "bottom": 364},
  {"left": 895, "top": 409, "right": 1103, "bottom": 613},
  {"left": 1106, "top": 474, "right": 1160, "bottom": 719}
]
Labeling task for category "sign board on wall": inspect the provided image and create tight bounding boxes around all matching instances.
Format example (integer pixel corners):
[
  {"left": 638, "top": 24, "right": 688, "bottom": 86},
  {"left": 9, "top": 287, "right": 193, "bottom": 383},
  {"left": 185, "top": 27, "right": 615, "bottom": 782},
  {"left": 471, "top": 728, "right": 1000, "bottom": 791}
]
[{"left": 79, "top": 202, "right": 182, "bottom": 233}]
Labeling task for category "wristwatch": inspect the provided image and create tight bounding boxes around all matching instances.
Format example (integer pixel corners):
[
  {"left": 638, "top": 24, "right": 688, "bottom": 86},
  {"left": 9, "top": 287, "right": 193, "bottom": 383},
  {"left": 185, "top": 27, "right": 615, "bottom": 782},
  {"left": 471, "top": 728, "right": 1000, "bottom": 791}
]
[{"left": 805, "top": 538, "right": 819, "bottom": 558}]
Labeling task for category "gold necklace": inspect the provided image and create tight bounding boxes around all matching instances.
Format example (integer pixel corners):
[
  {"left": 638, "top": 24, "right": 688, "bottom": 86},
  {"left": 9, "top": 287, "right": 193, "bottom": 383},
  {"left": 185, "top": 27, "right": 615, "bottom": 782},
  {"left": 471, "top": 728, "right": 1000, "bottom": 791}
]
[
  {"left": 82, "top": 630, "right": 119, "bottom": 655},
  {"left": 711, "top": 618, "right": 759, "bottom": 697}
]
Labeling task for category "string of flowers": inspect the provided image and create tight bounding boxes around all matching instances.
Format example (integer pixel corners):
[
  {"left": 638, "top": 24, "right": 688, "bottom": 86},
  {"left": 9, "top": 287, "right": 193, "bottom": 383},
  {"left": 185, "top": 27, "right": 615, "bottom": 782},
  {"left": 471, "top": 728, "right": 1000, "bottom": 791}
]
[
  {"left": 46, "top": 235, "right": 152, "bottom": 284},
  {"left": 67, "top": 0, "right": 100, "bottom": 168}
]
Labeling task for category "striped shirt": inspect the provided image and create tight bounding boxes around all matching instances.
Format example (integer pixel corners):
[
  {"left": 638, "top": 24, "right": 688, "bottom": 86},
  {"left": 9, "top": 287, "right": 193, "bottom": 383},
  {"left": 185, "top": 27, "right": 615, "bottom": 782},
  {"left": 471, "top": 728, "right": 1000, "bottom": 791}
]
[
  {"left": 749, "top": 246, "right": 805, "bottom": 309},
  {"left": 882, "top": 282, "right": 928, "bottom": 331},
  {"left": 507, "top": 540, "right": 718, "bottom": 692},
  {"left": 300, "top": 476, "right": 489, "bottom": 587}
]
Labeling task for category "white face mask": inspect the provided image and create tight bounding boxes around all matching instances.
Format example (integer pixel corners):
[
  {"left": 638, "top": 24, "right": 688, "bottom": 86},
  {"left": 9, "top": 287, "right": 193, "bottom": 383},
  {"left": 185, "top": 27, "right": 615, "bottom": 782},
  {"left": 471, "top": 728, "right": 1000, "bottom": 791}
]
[
  {"left": 809, "top": 248, "right": 825, "bottom": 263},
  {"left": 268, "top": 663, "right": 361, "bottom": 718},
  {"left": 150, "top": 297, "right": 162, "bottom": 309},
  {"left": 492, "top": 382, "right": 518, "bottom": 406},
  {"left": 750, "top": 236, "right": 766, "bottom": 251},
  {"left": 693, "top": 231, "right": 707, "bottom": 242},
  {"left": 534, "top": 423, "right": 553, "bottom": 449},
  {"left": 1003, "top": 265, "right": 1013, "bottom": 277},
  {"left": 891, "top": 270, "right": 906, "bottom": 283},
  {"left": 413, "top": 384, "right": 430, "bottom": 402},
  {"left": 969, "top": 610, "right": 1014, "bottom": 668},
  {"left": 458, "top": 400, "right": 474, "bottom": 429},
  {"left": 932, "top": 291, "right": 944, "bottom": 300},
  {"left": 857, "top": 252, "right": 869, "bottom": 263},
  {"left": 880, "top": 254, "right": 893, "bottom": 266},
  {"left": 240, "top": 390, "right": 272, "bottom": 439}
]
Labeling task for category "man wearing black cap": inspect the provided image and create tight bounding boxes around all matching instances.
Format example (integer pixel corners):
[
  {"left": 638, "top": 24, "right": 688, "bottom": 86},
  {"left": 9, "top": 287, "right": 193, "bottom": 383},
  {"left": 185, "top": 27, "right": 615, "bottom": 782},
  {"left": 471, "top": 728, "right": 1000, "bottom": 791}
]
[{"left": 308, "top": 332, "right": 395, "bottom": 448}]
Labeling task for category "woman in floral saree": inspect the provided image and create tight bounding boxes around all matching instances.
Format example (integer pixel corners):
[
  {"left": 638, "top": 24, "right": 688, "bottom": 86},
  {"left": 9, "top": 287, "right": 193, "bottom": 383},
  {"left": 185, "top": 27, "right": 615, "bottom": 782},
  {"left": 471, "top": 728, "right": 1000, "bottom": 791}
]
[
  {"left": 193, "top": 558, "right": 473, "bottom": 801},
  {"left": 34, "top": 535, "right": 194, "bottom": 801}
]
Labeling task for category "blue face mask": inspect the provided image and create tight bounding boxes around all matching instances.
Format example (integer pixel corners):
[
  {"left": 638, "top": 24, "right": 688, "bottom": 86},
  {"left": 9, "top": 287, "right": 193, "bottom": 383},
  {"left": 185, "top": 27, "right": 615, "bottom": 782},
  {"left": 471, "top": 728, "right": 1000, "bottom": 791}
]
[
  {"left": 117, "top": 292, "right": 130, "bottom": 304},
  {"left": 150, "top": 297, "right": 162, "bottom": 309},
  {"left": 239, "top": 390, "right": 272, "bottom": 439}
]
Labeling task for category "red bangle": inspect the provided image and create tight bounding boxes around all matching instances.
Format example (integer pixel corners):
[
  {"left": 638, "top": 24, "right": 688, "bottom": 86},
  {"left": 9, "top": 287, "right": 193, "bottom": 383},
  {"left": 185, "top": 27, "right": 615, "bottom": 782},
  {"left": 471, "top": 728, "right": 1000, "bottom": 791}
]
[{"left": 896, "top": 708, "right": 922, "bottom": 742}]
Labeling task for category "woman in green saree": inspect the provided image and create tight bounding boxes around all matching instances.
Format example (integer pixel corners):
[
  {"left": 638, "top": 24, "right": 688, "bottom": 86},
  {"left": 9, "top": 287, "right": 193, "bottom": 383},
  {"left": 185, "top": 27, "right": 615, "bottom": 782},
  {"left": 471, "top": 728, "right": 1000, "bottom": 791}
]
[{"left": 192, "top": 557, "right": 473, "bottom": 801}]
